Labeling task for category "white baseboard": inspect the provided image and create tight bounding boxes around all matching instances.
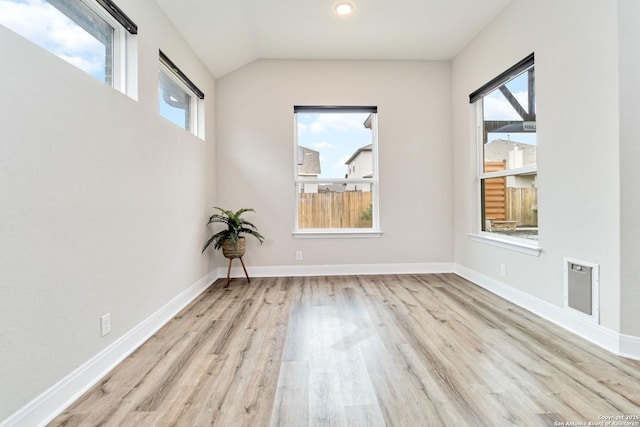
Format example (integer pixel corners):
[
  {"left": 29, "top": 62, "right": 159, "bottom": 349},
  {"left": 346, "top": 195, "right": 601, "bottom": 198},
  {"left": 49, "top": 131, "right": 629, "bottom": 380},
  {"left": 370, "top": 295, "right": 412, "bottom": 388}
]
[
  {"left": 454, "top": 264, "right": 639, "bottom": 361},
  {"left": 217, "top": 262, "right": 455, "bottom": 279},
  {"left": 1, "top": 270, "right": 219, "bottom": 427},
  {"left": 4, "top": 263, "right": 638, "bottom": 427},
  {"left": 620, "top": 333, "right": 640, "bottom": 360}
]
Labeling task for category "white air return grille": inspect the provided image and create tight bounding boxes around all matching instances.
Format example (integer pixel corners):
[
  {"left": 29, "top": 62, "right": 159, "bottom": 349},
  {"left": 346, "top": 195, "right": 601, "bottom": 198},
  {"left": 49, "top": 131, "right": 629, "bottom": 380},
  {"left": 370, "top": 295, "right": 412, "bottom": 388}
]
[{"left": 563, "top": 258, "right": 599, "bottom": 324}]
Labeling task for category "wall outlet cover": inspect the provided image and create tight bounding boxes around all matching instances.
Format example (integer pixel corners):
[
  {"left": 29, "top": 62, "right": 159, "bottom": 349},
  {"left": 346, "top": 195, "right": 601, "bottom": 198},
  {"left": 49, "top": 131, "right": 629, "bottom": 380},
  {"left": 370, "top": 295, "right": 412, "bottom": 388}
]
[{"left": 101, "top": 313, "right": 111, "bottom": 337}]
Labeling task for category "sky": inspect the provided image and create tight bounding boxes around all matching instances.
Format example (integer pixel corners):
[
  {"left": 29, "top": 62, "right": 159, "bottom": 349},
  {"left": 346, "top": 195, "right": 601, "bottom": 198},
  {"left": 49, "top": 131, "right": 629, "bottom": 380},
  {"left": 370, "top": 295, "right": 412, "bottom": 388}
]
[
  {"left": 483, "top": 70, "right": 537, "bottom": 146},
  {"left": 159, "top": 90, "right": 189, "bottom": 129},
  {"left": 297, "top": 112, "right": 372, "bottom": 179},
  {"left": 159, "top": 75, "right": 193, "bottom": 130},
  {"left": 0, "top": 0, "right": 190, "bottom": 129},
  {"left": 0, "top": 0, "right": 106, "bottom": 81}
]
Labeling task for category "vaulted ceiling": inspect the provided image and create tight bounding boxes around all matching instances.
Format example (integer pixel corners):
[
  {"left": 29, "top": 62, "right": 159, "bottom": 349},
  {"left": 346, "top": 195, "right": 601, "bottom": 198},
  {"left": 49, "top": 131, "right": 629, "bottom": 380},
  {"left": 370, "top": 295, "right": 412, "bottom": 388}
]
[{"left": 155, "top": 0, "right": 511, "bottom": 78}]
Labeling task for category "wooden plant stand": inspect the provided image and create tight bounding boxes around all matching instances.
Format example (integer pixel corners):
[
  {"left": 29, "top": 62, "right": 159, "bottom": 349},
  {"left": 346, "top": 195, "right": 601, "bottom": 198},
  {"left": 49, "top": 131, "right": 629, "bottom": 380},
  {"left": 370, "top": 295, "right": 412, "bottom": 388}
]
[
  {"left": 221, "top": 238, "right": 250, "bottom": 288},
  {"left": 225, "top": 256, "right": 250, "bottom": 288}
]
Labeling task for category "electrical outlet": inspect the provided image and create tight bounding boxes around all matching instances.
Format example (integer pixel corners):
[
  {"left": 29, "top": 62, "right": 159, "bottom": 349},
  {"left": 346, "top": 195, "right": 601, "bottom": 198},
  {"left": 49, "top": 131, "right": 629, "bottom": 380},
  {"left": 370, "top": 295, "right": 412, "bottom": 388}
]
[
  {"left": 500, "top": 264, "right": 506, "bottom": 277},
  {"left": 101, "top": 313, "right": 111, "bottom": 337},
  {"left": 296, "top": 250, "right": 303, "bottom": 261}
]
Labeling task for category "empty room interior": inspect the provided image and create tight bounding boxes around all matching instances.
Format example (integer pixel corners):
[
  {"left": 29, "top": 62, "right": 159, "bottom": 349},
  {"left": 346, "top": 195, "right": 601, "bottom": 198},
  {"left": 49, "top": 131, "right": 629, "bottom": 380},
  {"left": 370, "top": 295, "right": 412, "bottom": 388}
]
[{"left": 1, "top": 0, "right": 640, "bottom": 426}]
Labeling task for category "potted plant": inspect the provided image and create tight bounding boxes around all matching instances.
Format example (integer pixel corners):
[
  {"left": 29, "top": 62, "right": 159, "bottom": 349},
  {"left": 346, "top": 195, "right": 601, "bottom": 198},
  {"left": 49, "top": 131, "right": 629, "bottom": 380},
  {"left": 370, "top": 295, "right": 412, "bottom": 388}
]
[{"left": 202, "top": 207, "right": 264, "bottom": 287}]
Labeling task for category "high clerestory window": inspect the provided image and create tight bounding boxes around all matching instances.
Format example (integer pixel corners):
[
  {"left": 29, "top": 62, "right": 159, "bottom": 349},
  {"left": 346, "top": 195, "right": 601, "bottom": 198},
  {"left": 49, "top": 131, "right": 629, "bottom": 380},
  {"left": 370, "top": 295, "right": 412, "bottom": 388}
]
[
  {"left": 470, "top": 53, "right": 538, "bottom": 246},
  {"left": 0, "top": 0, "right": 137, "bottom": 96},
  {"left": 158, "top": 50, "right": 205, "bottom": 139},
  {"left": 293, "top": 106, "right": 380, "bottom": 236}
]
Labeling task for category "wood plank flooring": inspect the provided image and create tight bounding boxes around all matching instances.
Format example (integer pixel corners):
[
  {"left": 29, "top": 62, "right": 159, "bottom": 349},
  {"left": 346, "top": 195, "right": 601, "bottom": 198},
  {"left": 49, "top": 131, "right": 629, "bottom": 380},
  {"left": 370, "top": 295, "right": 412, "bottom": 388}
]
[{"left": 49, "top": 274, "right": 640, "bottom": 426}]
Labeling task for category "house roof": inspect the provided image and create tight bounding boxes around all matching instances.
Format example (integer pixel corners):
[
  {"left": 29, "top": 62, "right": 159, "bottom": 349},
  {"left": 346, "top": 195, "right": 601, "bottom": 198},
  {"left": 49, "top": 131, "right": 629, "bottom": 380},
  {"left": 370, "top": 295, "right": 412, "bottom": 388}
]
[
  {"left": 297, "top": 146, "right": 321, "bottom": 176},
  {"left": 319, "top": 184, "right": 346, "bottom": 193},
  {"left": 155, "top": 0, "right": 511, "bottom": 78},
  {"left": 345, "top": 144, "right": 372, "bottom": 165}
]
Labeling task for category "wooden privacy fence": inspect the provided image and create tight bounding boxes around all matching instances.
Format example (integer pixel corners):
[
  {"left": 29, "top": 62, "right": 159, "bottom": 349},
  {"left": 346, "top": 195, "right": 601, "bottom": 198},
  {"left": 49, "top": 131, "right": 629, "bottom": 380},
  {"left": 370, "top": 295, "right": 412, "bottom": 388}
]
[
  {"left": 484, "top": 180, "right": 537, "bottom": 227},
  {"left": 484, "top": 176, "right": 507, "bottom": 221},
  {"left": 484, "top": 161, "right": 537, "bottom": 227},
  {"left": 506, "top": 187, "right": 537, "bottom": 226},
  {"left": 298, "top": 191, "right": 373, "bottom": 229}
]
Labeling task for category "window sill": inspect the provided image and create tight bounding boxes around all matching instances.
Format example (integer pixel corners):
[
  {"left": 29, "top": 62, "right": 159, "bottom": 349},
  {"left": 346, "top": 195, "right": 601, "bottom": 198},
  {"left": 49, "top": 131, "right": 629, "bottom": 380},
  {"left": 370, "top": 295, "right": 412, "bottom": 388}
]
[
  {"left": 293, "top": 230, "right": 383, "bottom": 239},
  {"left": 468, "top": 233, "right": 541, "bottom": 256}
]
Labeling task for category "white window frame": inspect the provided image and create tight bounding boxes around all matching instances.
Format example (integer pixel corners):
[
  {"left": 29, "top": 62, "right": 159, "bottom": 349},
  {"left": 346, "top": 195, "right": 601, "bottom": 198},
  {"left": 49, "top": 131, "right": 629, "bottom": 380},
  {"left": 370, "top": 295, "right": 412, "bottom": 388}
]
[
  {"left": 0, "top": 0, "right": 136, "bottom": 97},
  {"left": 158, "top": 52, "right": 205, "bottom": 139},
  {"left": 469, "top": 55, "right": 541, "bottom": 256},
  {"left": 293, "top": 107, "right": 381, "bottom": 238},
  {"left": 86, "top": 0, "right": 128, "bottom": 92}
]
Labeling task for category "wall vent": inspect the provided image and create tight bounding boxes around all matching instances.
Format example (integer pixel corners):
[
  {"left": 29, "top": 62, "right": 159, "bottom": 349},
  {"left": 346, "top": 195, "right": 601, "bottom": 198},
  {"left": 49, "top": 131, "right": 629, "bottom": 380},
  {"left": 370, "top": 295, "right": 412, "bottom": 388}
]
[{"left": 563, "top": 258, "right": 599, "bottom": 324}]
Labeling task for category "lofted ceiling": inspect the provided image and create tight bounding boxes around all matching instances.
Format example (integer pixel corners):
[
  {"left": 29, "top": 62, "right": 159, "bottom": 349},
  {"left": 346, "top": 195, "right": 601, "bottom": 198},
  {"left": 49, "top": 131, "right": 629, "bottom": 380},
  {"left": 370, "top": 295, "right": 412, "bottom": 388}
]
[{"left": 155, "top": 0, "right": 511, "bottom": 78}]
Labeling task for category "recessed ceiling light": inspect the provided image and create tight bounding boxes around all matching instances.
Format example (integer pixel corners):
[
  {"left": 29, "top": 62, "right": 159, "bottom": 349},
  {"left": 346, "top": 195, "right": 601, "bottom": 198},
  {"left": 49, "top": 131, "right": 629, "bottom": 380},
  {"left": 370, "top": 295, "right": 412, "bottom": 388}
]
[{"left": 335, "top": 2, "right": 354, "bottom": 15}]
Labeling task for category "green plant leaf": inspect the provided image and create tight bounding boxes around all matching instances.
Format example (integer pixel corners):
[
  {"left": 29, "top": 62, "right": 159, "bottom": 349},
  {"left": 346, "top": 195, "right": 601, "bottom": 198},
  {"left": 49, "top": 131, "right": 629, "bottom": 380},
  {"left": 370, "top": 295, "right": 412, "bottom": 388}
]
[{"left": 202, "top": 207, "right": 264, "bottom": 253}]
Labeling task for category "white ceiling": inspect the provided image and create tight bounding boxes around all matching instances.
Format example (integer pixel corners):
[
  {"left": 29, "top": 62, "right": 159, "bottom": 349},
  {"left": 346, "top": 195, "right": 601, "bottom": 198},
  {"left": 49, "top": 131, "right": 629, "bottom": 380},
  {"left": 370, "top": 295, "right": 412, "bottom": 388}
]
[{"left": 155, "top": 0, "right": 511, "bottom": 78}]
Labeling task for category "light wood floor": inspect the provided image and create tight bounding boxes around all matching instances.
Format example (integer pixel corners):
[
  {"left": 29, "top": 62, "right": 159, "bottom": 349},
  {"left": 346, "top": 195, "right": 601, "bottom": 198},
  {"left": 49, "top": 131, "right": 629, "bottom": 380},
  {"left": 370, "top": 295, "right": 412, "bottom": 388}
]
[{"left": 49, "top": 274, "right": 640, "bottom": 427}]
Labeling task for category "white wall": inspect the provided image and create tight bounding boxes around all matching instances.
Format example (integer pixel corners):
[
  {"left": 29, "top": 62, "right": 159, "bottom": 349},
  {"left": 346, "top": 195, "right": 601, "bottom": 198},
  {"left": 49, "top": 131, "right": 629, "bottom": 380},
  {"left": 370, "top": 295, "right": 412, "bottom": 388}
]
[
  {"left": 4, "top": 0, "right": 638, "bottom": 421},
  {"left": 0, "top": 0, "right": 216, "bottom": 420},
  {"left": 215, "top": 59, "right": 452, "bottom": 268},
  {"left": 618, "top": 0, "right": 640, "bottom": 337},
  {"left": 452, "top": 0, "right": 622, "bottom": 331}
]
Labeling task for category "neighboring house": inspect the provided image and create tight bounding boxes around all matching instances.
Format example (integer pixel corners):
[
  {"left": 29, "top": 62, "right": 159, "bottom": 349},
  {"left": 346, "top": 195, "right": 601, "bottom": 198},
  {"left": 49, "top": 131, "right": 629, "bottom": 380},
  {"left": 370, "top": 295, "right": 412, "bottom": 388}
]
[
  {"left": 297, "top": 146, "right": 320, "bottom": 193},
  {"left": 484, "top": 139, "right": 536, "bottom": 188},
  {"left": 345, "top": 144, "right": 373, "bottom": 191}
]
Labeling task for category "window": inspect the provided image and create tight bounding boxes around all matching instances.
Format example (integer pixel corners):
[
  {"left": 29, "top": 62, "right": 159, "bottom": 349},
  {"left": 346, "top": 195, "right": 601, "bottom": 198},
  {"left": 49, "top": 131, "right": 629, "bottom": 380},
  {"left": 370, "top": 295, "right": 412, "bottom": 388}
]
[
  {"left": 470, "top": 54, "right": 537, "bottom": 242},
  {"left": 0, "top": 0, "right": 137, "bottom": 94},
  {"left": 294, "top": 106, "right": 380, "bottom": 235},
  {"left": 159, "top": 50, "right": 205, "bottom": 138}
]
